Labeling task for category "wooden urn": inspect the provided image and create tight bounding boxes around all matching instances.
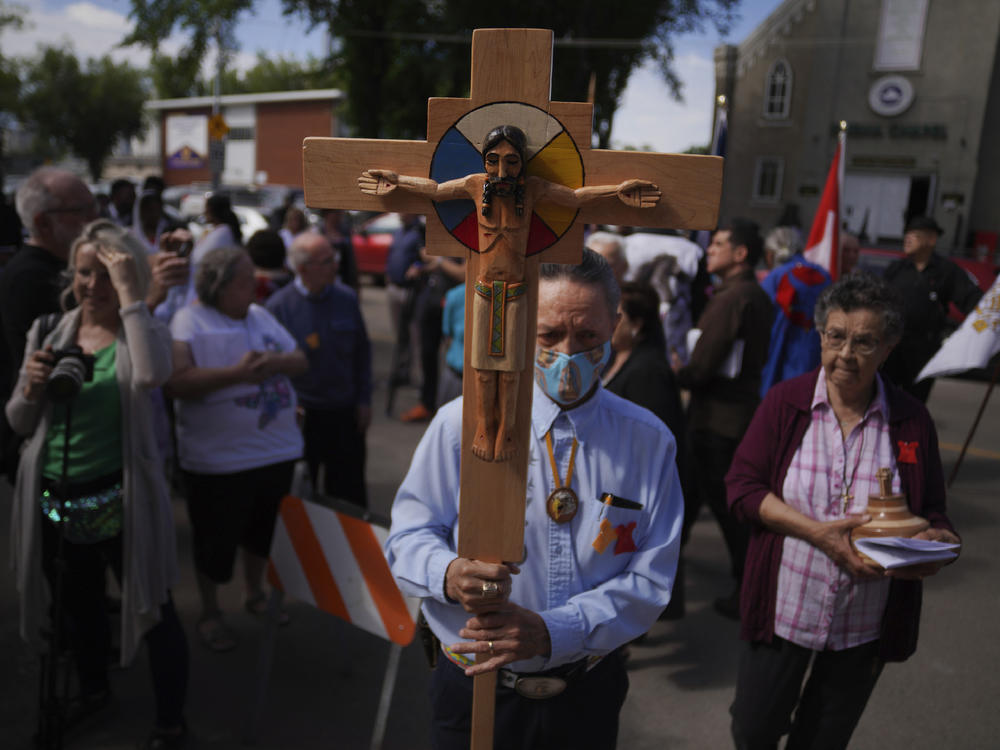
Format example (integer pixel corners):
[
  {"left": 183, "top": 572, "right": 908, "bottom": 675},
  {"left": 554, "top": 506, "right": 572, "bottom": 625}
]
[{"left": 851, "top": 467, "right": 929, "bottom": 564}]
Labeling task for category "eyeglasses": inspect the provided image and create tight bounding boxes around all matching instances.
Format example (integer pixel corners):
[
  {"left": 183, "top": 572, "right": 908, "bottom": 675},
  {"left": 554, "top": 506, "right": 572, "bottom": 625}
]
[{"left": 819, "top": 329, "right": 880, "bottom": 356}]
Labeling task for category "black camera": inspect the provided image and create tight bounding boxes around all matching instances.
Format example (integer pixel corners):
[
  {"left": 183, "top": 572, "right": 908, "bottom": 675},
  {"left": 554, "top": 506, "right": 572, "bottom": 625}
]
[{"left": 46, "top": 346, "right": 95, "bottom": 403}]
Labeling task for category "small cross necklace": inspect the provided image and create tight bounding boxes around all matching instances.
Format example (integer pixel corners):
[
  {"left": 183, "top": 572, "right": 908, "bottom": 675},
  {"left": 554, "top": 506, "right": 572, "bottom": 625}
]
[{"left": 841, "top": 426, "right": 865, "bottom": 513}]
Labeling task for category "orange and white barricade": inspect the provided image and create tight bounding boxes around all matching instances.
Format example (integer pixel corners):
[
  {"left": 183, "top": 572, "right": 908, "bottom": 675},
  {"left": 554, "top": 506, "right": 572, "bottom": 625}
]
[{"left": 247, "top": 494, "right": 420, "bottom": 749}]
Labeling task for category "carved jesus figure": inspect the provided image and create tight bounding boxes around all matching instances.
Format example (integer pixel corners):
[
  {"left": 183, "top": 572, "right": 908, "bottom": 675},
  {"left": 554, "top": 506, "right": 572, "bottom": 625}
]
[{"left": 359, "top": 124, "right": 660, "bottom": 461}]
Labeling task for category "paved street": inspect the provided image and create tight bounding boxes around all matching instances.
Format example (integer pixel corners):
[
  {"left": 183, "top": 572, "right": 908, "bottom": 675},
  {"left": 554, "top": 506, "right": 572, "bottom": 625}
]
[{"left": 1, "top": 282, "right": 998, "bottom": 749}]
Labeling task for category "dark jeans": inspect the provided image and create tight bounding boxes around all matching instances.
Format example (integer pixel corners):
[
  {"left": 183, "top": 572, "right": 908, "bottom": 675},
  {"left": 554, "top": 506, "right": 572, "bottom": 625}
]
[
  {"left": 40, "top": 518, "right": 188, "bottom": 726},
  {"left": 430, "top": 652, "right": 628, "bottom": 750},
  {"left": 730, "top": 637, "right": 884, "bottom": 750},
  {"left": 686, "top": 429, "right": 748, "bottom": 583},
  {"left": 302, "top": 406, "right": 368, "bottom": 508},
  {"left": 414, "top": 281, "right": 447, "bottom": 412}
]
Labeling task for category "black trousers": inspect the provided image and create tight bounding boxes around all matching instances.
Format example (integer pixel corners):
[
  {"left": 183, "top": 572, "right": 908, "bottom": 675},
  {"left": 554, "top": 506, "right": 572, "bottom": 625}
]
[
  {"left": 686, "top": 429, "right": 748, "bottom": 583},
  {"left": 730, "top": 637, "right": 884, "bottom": 750},
  {"left": 302, "top": 406, "right": 368, "bottom": 508},
  {"left": 429, "top": 653, "right": 628, "bottom": 750},
  {"left": 415, "top": 283, "right": 445, "bottom": 412},
  {"left": 40, "top": 519, "right": 188, "bottom": 726}
]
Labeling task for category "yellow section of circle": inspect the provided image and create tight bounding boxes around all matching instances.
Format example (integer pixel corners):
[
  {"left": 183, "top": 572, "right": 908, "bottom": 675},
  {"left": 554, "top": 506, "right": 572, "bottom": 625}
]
[{"left": 528, "top": 130, "right": 583, "bottom": 236}]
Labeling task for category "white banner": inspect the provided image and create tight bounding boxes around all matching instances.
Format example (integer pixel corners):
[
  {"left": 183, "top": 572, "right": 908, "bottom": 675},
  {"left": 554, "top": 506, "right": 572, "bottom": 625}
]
[{"left": 918, "top": 274, "right": 1000, "bottom": 380}]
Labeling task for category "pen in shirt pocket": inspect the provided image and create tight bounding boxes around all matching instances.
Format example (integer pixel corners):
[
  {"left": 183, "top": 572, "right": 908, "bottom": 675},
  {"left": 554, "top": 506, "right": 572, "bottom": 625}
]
[{"left": 597, "top": 492, "right": 643, "bottom": 511}]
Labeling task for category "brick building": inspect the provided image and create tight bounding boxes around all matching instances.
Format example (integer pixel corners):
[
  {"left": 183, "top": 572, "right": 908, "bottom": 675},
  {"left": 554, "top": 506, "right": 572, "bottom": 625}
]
[
  {"left": 714, "top": 0, "right": 1000, "bottom": 255},
  {"left": 138, "top": 89, "right": 343, "bottom": 188}
]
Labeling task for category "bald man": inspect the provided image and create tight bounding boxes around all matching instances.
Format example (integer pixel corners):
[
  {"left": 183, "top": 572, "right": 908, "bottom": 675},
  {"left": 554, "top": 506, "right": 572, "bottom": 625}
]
[{"left": 266, "top": 233, "right": 373, "bottom": 508}]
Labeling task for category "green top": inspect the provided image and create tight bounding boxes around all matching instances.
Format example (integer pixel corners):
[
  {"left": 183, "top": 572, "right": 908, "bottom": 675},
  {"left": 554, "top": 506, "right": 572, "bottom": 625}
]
[{"left": 42, "top": 341, "right": 123, "bottom": 483}]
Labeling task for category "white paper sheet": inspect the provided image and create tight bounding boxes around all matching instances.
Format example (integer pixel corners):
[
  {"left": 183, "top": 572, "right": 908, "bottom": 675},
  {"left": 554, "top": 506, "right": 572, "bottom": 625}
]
[{"left": 854, "top": 536, "right": 960, "bottom": 569}]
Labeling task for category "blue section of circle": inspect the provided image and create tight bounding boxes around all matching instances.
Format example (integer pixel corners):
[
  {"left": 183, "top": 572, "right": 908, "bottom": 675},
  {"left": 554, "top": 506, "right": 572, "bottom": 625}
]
[{"left": 431, "top": 127, "right": 482, "bottom": 231}]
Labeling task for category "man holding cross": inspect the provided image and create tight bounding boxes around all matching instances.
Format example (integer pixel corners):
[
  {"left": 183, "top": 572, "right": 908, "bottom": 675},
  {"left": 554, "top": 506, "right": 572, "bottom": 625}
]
[
  {"left": 360, "top": 124, "right": 659, "bottom": 462},
  {"left": 387, "top": 248, "right": 684, "bottom": 750}
]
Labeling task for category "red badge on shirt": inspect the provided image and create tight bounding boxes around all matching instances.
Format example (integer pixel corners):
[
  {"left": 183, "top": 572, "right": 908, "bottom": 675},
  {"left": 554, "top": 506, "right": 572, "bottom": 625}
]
[
  {"left": 613, "top": 522, "right": 637, "bottom": 555},
  {"left": 897, "top": 441, "right": 918, "bottom": 464}
]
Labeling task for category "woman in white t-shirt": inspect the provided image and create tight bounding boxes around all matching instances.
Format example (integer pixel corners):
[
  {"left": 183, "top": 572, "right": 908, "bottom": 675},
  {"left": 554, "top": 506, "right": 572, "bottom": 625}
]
[{"left": 167, "top": 246, "right": 306, "bottom": 652}]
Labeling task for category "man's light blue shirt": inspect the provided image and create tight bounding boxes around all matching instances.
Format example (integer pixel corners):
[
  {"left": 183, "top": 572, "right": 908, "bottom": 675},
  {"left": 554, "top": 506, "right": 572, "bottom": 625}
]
[{"left": 386, "top": 382, "right": 684, "bottom": 672}]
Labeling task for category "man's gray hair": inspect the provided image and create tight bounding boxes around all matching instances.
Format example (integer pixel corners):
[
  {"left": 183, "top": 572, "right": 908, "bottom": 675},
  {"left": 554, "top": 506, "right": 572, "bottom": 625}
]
[
  {"left": 196, "top": 245, "right": 248, "bottom": 308},
  {"left": 540, "top": 246, "right": 620, "bottom": 317},
  {"left": 15, "top": 167, "right": 64, "bottom": 229},
  {"left": 61, "top": 219, "right": 153, "bottom": 310},
  {"left": 764, "top": 226, "right": 803, "bottom": 267},
  {"left": 585, "top": 230, "right": 626, "bottom": 261},
  {"left": 287, "top": 234, "right": 313, "bottom": 270},
  {"left": 814, "top": 272, "right": 904, "bottom": 341}
]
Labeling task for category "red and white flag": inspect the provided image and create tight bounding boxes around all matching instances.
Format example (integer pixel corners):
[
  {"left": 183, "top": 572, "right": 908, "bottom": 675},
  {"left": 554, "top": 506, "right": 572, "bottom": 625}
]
[
  {"left": 804, "top": 129, "right": 846, "bottom": 279},
  {"left": 918, "top": 274, "right": 1000, "bottom": 381},
  {"left": 267, "top": 495, "right": 419, "bottom": 646}
]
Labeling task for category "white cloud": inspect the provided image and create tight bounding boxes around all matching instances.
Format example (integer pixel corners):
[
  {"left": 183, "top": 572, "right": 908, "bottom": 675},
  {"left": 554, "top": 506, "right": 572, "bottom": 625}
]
[
  {"left": 610, "top": 52, "right": 716, "bottom": 154},
  {"left": 65, "top": 2, "right": 131, "bottom": 33}
]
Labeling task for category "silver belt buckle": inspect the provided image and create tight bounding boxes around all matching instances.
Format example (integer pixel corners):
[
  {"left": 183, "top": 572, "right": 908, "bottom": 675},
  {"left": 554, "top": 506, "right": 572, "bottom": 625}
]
[{"left": 513, "top": 675, "right": 567, "bottom": 699}]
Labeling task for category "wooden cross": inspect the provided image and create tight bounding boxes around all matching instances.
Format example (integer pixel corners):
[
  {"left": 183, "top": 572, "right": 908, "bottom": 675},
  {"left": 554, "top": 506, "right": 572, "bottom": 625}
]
[{"left": 303, "top": 27, "right": 721, "bottom": 749}]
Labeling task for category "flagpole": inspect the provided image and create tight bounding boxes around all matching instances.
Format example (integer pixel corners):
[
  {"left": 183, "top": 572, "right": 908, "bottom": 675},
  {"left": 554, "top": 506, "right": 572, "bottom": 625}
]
[
  {"left": 947, "top": 362, "right": 1000, "bottom": 487},
  {"left": 834, "top": 121, "right": 847, "bottom": 280}
]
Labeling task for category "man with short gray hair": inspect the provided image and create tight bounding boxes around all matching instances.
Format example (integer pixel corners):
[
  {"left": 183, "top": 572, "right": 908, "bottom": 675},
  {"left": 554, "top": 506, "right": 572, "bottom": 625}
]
[
  {"left": 0, "top": 168, "right": 96, "bottom": 478},
  {"left": 387, "top": 248, "right": 682, "bottom": 750},
  {"left": 585, "top": 230, "right": 628, "bottom": 287},
  {"left": 266, "top": 232, "right": 372, "bottom": 507}
]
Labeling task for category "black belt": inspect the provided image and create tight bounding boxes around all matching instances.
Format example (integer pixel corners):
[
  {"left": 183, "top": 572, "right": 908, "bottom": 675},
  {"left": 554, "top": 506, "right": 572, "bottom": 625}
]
[{"left": 497, "top": 655, "right": 602, "bottom": 700}]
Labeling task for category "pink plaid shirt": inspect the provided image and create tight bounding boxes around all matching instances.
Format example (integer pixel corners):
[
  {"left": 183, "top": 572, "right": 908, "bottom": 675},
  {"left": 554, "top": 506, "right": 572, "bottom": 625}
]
[{"left": 773, "top": 373, "right": 898, "bottom": 651}]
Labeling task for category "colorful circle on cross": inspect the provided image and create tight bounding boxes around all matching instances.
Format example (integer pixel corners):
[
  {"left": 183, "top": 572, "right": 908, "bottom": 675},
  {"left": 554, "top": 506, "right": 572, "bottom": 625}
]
[{"left": 429, "top": 102, "right": 584, "bottom": 256}]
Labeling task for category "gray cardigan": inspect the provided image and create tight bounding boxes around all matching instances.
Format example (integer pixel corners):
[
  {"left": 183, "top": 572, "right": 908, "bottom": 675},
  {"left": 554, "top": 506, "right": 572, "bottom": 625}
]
[{"left": 6, "top": 302, "right": 177, "bottom": 664}]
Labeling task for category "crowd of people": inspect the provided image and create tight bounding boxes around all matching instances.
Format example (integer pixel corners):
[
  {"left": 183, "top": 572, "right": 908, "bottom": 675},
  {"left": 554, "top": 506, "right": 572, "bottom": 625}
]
[{"left": 0, "top": 162, "right": 975, "bottom": 749}]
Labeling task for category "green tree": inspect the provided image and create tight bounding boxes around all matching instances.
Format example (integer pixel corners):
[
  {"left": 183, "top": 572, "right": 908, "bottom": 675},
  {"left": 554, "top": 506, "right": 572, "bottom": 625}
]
[
  {"left": 19, "top": 47, "right": 148, "bottom": 181},
  {"left": 0, "top": 1, "right": 25, "bottom": 187},
  {"left": 126, "top": 0, "right": 738, "bottom": 143}
]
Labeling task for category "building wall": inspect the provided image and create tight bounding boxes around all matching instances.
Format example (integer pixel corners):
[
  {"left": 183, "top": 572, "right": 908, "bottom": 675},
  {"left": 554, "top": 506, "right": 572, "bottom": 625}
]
[
  {"left": 717, "top": 0, "right": 1000, "bottom": 252},
  {"left": 256, "top": 100, "right": 336, "bottom": 186}
]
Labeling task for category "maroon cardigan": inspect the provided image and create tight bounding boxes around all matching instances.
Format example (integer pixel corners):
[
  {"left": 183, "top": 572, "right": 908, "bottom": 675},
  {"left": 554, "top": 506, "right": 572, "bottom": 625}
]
[{"left": 725, "top": 368, "right": 957, "bottom": 662}]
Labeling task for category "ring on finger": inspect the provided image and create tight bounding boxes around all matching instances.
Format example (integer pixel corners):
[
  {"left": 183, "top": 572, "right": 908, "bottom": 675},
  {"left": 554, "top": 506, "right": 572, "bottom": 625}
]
[
  {"left": 481, "top": 581, "right": 500, "bottom": 597},
  {"left": 488, "top": 640, "right": 495, "bottom": 655}
]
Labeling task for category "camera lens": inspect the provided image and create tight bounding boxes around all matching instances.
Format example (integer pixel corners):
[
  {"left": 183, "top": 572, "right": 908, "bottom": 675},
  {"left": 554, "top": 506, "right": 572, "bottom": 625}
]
[{"left": 46, "top": 356, "right": 88, "bottom": 402}]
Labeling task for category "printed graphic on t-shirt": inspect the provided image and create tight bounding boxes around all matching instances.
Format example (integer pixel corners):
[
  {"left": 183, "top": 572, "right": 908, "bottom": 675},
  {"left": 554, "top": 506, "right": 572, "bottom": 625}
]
[{"left": 234, "top": 334, "right": 294, "bottom": 428}]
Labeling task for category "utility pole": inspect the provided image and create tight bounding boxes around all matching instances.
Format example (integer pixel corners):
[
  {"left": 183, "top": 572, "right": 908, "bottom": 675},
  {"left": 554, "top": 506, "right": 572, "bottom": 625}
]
[{"left": 209, "top": 18, "right": 227, "bottom": 190}]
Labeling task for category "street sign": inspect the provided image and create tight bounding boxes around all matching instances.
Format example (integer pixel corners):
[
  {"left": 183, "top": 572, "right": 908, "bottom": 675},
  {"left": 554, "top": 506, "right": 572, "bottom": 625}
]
[{"left": 208, "top": 112, "right": 230, "bottom": 140}]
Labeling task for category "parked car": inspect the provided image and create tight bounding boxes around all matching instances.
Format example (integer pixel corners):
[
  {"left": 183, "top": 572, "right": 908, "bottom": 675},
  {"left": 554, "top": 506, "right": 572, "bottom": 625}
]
[{"left": 352, "top": 212, "right": 404, "bottom": 284}]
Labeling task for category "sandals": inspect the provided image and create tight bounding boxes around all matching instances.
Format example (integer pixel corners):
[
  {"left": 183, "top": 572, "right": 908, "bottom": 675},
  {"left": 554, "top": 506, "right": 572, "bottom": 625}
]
[
  {"left": 244, "top": 592, "right": 291, "bottom": 626},
  {"left": 197, "top": 616, "right": 237, "bottom": 653}
]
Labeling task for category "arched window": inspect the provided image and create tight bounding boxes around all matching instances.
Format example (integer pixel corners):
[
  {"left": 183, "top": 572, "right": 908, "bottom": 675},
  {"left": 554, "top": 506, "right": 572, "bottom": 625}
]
[{"left": 763, "top": 59, "right": 792, "bottom": 119}]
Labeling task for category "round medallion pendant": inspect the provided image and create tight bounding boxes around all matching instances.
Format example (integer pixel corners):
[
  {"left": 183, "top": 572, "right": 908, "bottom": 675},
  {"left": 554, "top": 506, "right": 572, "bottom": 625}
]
[{"left": 546, "top": 487, "right": 579, "bottom": 524}]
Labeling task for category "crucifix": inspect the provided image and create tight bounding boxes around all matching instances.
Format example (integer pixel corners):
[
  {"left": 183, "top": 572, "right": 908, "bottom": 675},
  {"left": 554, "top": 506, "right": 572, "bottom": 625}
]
[{"left": 303, "top": 27, "right": 722, "bottom": 749}]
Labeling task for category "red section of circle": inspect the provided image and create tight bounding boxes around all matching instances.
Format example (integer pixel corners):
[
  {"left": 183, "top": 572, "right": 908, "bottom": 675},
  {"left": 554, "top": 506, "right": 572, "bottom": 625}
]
[
  {"left": 451, "top": 211, "right": 480, "bottom": 251},
  {"left": 526, "top": 214, "right": 558, "bottom": 256}
]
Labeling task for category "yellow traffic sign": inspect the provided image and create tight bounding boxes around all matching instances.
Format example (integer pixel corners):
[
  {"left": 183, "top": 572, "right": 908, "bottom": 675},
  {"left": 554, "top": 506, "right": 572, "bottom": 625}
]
[{"left": 208, "top": 113, "right": 230, "bottom": 140}]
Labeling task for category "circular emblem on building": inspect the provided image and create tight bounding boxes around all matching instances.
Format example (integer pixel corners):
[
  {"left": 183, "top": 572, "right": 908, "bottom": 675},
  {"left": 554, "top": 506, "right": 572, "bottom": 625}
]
[{"left": 868, "top": 76, "right": 915, "bottom": 117}]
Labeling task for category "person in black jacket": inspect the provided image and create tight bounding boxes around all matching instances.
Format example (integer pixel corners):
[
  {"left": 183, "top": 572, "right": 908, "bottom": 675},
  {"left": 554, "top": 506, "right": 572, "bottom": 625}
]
[{"left": 882, "top": 215, "right": 982, "bottom": 402}]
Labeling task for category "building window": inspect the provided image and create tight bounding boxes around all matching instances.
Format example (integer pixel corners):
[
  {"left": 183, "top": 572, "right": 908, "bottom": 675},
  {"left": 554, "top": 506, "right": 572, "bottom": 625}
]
[
  {"left": 227, "top": 126, "right": 256, "bottom": 141},
  {"left": 753, "top": 157, "right": 784, "bottom": 203},
  {"left": 763, "top": 59, "right": 792, "bottom": 119}
]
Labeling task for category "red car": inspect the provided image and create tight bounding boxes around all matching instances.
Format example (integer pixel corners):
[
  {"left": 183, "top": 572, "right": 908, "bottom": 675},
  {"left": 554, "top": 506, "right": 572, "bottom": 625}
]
[{"left": 352, "top": 212, "right": 403, "bottom": 284}]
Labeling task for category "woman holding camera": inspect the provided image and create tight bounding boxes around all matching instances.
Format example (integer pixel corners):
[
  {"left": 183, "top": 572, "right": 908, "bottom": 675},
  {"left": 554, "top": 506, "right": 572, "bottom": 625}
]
[
  {"left": 167, "top": 245, "right": 306, "bottom": 652},
  {"left": 6, "top": 219, "right": 187, "bottom": 747}
]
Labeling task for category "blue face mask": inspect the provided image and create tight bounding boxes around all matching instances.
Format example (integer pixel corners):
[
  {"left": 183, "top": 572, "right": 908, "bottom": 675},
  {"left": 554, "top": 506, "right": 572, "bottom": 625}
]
[{"left": 534, "top": 341, "right": 611, "bottom": 406}]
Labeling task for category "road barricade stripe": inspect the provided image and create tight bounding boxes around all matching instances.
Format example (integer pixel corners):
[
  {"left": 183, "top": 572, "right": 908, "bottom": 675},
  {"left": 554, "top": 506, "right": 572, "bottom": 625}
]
[{"left": 268, "top": 495, "right": 418, "bottom": 646}]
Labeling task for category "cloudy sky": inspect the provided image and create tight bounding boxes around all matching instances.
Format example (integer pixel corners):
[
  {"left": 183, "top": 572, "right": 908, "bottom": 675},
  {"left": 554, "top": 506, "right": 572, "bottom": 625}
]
[{"left": 3, "top": 0, "right": 780, "bottom": 153}]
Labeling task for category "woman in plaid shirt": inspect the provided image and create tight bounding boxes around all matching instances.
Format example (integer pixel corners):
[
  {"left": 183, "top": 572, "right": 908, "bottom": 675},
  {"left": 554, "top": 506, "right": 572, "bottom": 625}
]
[{"left": 725, "top": 274, "right": 960, "bottom": 750}]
